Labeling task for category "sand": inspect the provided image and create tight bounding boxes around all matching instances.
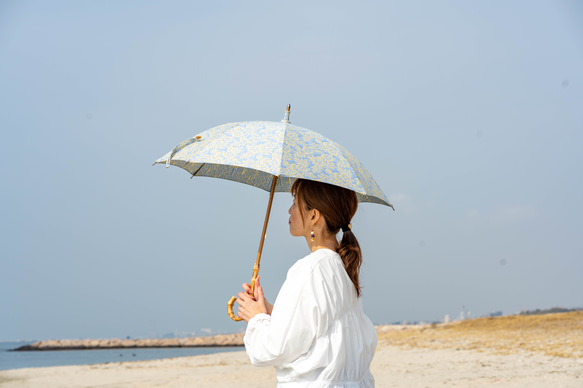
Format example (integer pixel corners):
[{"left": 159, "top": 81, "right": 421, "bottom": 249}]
[{"left": 2, "top": 312, "right": 581, "bottom": 387}]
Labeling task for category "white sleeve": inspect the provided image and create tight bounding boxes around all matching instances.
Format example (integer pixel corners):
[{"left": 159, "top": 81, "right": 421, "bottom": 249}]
[{"left": 244, "top": 261, "right": 320, "bottom": 367}]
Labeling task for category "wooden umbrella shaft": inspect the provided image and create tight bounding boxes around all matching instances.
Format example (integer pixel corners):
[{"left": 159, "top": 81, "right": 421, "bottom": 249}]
[
  {"left": 227, "top": 175, "right": 279, "bottom": 321},
  {"left": 250, "top": 175, "right": 278, "bottom": 295}
]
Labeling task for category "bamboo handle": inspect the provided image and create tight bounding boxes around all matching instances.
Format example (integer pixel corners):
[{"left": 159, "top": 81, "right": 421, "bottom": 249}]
[
  {"left": 227, "top": 263, "right": 260, "bottom": 321},
  {"left": 227, "top": 296, "right": 242, "bottom": 321}
]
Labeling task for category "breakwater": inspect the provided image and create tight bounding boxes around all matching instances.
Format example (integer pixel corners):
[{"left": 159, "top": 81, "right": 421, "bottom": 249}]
[{"left": 14, "top": 333, "right": 245, "bottom": 351}]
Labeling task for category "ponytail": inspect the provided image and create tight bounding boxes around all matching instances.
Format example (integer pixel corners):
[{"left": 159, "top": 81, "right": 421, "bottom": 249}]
[{"left": 337, "top": 229, "right": 362, "bottom": 297}]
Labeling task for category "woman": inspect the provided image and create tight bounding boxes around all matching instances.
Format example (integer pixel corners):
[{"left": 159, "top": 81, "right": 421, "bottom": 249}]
[{"left": 236, "top": 179, "right": 377, "bottom": 387}]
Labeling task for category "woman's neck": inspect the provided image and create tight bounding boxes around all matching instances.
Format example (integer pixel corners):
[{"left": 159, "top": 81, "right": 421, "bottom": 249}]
[{"left": 308, "top": 237, "right": 338, "bottom": 253}]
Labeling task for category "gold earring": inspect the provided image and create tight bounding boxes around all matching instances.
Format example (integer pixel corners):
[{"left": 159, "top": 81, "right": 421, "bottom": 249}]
[{"left": 310, "top": 230, "right": 315, "bottom": 242}]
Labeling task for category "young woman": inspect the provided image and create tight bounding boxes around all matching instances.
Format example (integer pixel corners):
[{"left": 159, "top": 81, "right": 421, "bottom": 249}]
[{"left": 236, "top": 179, "right": 377, "bottom": 387}]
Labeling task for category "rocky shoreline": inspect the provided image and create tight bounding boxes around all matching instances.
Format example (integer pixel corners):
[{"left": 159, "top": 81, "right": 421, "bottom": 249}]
[{"left": 13, "top": 333, "right": 245, "bottom": 351}]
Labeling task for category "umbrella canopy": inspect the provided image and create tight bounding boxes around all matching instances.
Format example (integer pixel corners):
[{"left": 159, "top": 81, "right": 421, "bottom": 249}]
[
  {"left": 154, "top": 107, "right": 393, "bottom": 321},
  {"left": 154, "top": 120, "right": 393, "bottom": 208}
]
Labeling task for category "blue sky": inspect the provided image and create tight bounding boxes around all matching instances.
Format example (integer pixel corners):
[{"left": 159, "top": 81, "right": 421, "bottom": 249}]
[{"left": 1, "top": 0, "right": 582, "bottom": 341}]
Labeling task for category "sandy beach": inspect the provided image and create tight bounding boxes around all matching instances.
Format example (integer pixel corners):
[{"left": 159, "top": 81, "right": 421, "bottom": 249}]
[{"left": 1, "top": 312, "right": 581, "bottom": 387}]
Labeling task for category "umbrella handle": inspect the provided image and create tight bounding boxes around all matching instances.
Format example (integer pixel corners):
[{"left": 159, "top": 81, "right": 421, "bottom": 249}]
[
  {"left": 227, "top": 296, "right": 242, "bottom": 321},
  {"left": 227, "top": 265, "right": 259, "bottom": 322}
]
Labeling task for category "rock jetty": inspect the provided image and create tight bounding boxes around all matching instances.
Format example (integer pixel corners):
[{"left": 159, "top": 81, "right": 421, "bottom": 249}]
[{"left": 14, "top": 333, "right": 245, "bottom": 351}]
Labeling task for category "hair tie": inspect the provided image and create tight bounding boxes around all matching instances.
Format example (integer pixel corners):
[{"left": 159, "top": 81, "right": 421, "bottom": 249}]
[{"left": 341, "top": 223, "right": 352, "bottom": 232}]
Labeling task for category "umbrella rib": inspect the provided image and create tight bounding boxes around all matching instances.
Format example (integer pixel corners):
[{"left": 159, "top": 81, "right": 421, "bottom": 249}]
[
  {"left": 274, "top": 122, "right": 292, "bottom": 188},
  {"left": 190, "top": 163, "right": 205, "bottom": 178}
]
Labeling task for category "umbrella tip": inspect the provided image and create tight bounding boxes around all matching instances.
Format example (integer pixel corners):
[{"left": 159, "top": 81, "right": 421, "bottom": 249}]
[{"left": 282, "top": 104, "right": 291, "bottom": 124}]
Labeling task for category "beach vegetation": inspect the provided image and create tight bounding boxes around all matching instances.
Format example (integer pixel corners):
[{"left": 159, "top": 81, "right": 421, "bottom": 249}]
[{"left": 377, "top": 311, "right": 583, "bottom": 359}]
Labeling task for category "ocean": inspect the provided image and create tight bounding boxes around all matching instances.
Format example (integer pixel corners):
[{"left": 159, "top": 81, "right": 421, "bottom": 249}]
[{"left": 0, "top": 341, "right": 243, "bottom": 371}]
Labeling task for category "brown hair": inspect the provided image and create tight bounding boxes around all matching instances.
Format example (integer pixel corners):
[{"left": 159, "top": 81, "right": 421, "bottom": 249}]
[{"left": 291, "top": 179, "right": 363, "bottom": 297}]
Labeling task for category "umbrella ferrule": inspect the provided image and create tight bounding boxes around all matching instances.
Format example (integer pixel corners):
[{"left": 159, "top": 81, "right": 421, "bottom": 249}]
[{"left": 282, "top": 104, "right": 291, "bottom": 124}]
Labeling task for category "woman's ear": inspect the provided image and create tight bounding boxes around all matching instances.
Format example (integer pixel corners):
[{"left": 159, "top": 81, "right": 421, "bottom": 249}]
[{"left": 310, "top": 209, "right": 321, "bottom": 225}]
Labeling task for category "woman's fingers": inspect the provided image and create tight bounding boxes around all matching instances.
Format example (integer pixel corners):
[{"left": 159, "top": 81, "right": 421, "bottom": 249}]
[
  {"left": 237, "top": 306, "right": 248, "bottom": 322},
  {"left": 254, "top": 276, "right": 261, "bottom": 298},
  {"left": 237, "top": 291, "right": 252, "bottom": 302},
  {"left": 257, "top": 286, "right": 267, "bottom": 309}
]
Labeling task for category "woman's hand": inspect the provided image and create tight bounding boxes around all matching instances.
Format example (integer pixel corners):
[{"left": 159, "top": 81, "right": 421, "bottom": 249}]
[
  {"left": 236, "top": 276, "right": 272, "bottom": 323},
  {"left": 241, "top": 278, "right": 273, "bottom": 315}
]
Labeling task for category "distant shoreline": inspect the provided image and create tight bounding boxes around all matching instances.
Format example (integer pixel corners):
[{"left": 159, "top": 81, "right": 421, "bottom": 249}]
[
  {"left": 13, "top": 325, "right": 419, "bottom": 352},
  {"left": 13, "top": 332, "right": 245, "bottom": 351},
  {"left": 13, "top": 309, "right": 582, "bottom": 352}
]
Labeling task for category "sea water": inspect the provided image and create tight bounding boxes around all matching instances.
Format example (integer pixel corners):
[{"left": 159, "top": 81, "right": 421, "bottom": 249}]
[{"left": 0, "top": 341, "right": 243, "bottom": 371}]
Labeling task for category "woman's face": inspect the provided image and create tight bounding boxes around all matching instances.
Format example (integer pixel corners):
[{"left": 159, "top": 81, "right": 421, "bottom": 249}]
[{"left": 288, "top": 196, "right": 308, "bottom": 237}]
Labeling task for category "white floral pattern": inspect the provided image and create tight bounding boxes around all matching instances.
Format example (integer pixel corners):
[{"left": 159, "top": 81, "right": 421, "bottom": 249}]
[{"left": 155, "top": 121, "right": 393, "bottom": 208}]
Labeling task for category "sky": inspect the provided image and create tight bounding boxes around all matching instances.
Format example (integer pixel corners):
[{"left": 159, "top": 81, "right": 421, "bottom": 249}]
[{"left": 1, "top": 0, "right": 582, "bottom": 341}]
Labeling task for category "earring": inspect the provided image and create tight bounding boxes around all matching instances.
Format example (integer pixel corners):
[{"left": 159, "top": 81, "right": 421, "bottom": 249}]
[{"left": 310, "top": 230, "right": 315, "bottom": 242}]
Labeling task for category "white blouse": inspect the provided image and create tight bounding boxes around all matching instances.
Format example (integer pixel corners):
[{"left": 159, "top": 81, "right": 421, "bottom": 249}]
[{"left": 244, "top": 248, "right": 377, "bottom": 387}]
